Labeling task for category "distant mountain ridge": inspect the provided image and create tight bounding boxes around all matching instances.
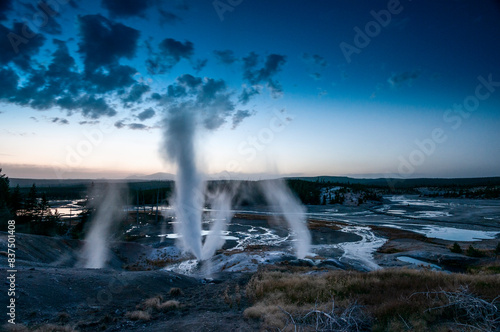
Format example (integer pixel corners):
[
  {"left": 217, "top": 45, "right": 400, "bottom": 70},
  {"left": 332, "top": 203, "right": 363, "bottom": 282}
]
[
  {"left": 126, "top": 172, "right": 175, "bottom": 181},
  {"left": 8, "top": 174, "right": 500, "bottom": 188},
  {"left": 289, "top": 176, "right": 500, "bottom": 188}
]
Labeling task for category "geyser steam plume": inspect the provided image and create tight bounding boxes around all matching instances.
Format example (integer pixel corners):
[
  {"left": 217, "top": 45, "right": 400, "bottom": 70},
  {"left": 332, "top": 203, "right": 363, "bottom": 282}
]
[
  {"left": 160, "top": 74, "right": 253, "bottom": 260},
  {"left": 80, "top": 184, "right": 124, "bottom": 269},
  {"left": 164, "top": 109, "right": 204, "bottom": 259},
  {"left": 261, "top": 180, "right": 311, "bottom": 259},
  {"left": 201, "top": 189, "right": 234, "bottom": 260}
]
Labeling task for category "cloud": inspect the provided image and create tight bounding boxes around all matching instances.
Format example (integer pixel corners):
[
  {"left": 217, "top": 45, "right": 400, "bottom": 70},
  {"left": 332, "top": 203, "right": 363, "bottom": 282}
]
[
  {"left": 76, "top": 16, "right": 141, "bottom": 95},
  {"left": 123, "top": 83, "right": 150, "bottom": 104},
  {"left": 159, "top": 9, "right": 182, "bottom": 25},
  {"left": 2, "top": 38, "right": 118, "bottom": 120},
  {"left": 86, "top": 64, "right": 137, "bottom": 93},
  {"left": 0, "top": 67, "right": 19, "bottom": 99},
  {"left": 257, "top": 54, "right": 287, "bottom": 83},
  {"left": 137, "top": 108, "right": 155, "bottom": 121},
  {"left": 238, "top": 85, "right": 261, "bottom": 105},
  {"left": 388, "top": 70, "right": 421, "bottom": 88},
  {"left": 114, "top": 120, "right": 126, "bottom": 129},
  {"left": 213, "top": 49, "right": 237, "bottom": 65},
  {"left": 160, "top": 38, "right": 193, "bottom": 62},
  {"left": 114, "top": 119, "right": 151, "bottom": 130},
  {"left": 146, "top": 38, "right": 194, "bottom": 74},
  {"left": 301, "top": 53, "right": 328, "bottom": 68},
  {"left": 78, "top": 14, "right": 140, "bottom": 72},
  {"left": 21, "top": 2, "right": 63, "bottom": 35},
  {"left": 193, "top": 58, "right": 207, "bottom": 73},
  {"left": 6, "top": 39, "right": 80, "bottom": 109},
  {"left": 79, "top": 120, "right": 100, "bottom": 125},
  {"left": 242, "top": 52, "right": 259, "bottom": 78},
  {"left": 0, "top": 22, "right": 46, "bottom": 71},
  {"left": 51, "top": 117, "right": 69, "bottom": 125},
  {"left": 231, "top": 109, "right": 253, "bottom": 129},
  {"left": 310, "top": 72, "right": 321, "bottom": 80},
  {"left": 128, "top": 123, "right": 149, "bottom": 130},
  {"left": 0, "top": 0, "right": 12, "bottom": 21},
  {"left": 0, "top": 17, "right": 139, "bottom": 122},
  {"left": 242, "top": 53, "right": 286, "bottom": 99},
  {"left": 55, "top": 95, "right": 116, "bottom": 119},
  {"left": 158, "top": 74, "right": 252, "bottom": 130},
  {"left": 101, "top": 0, "right": 152, "bottom": 18}
]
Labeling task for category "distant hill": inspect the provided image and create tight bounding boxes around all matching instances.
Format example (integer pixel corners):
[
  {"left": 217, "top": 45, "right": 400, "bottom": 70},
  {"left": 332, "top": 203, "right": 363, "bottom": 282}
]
[
  {"left": 9, "top": 174, "right": 500, "bottom": 189},
  {"left": 288, "top": 176, "right": 500, "bottom": 188},
  {"left": 126, "top": 172, "right": 175, "bottom": 181}
]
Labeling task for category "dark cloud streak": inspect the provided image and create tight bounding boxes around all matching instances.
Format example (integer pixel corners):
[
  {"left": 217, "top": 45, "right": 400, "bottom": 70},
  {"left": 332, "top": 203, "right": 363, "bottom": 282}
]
[{"left": 214, "top": 49, "right": 237, "bottom": 65}]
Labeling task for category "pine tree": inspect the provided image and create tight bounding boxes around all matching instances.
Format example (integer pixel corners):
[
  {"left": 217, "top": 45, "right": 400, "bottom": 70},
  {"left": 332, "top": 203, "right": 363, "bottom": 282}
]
[
  {"left": 40, "top": 193, "right": 50, "bottom": 220},
  {"left": 0, "top": 169, "right": 9, "bottom": 209},
  {"left": 25, "top": 184, "right": 39, "bottom": 221},
  {"left": 9, "top": 185, "right": 22, "bottom": 215},
  {"left": 0, "top": 169, "right": 11, "bottom": 225}
]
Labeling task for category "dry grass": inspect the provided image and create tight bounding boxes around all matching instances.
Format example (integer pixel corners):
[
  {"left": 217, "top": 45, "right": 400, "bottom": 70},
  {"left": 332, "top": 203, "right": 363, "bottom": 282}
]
[
  {"left": 467, "top": 260, "right": 500, "bottom": 274},
  {"left": 137, "top": 295, "right": 181, "bottom": 313},
  {"left": 140, "top": 295, "right": 163, "bottom": 310},
  {"left": 158, "top": 300, "right": 180, "bottom": 311},
  {"left": 125, "top": 310, "right": 151, "bottom": 321},
  {"left": 223, "top": 284, "right": 244, "bottom": 309},
  {"left": 169, "top": 287, "right": 183, "bottom": 296},
  {"left": 245, "top": 268, "right": 500, "bottom": 331}
]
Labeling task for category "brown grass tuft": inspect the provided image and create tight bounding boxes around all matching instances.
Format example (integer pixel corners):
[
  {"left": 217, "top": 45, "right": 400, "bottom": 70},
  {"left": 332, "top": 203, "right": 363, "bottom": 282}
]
[
  {"left": 158, "top": 300, "right": 180, "bottom": 311},
  {"left": 169, "top": 287, "right": 183, "bottom": 296},
  {"left": 125, "top": 310, "right": 151, "bottom": 321},
  {"left": 140, "top": 295, "right": 163, "bottom": 310}
]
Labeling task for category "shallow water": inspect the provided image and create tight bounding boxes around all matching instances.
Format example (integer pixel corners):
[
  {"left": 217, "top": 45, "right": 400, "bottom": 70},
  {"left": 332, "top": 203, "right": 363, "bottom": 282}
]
[
  {"left": 397, "top": 256, "right": 442, "bottom": 270},
  {"left": 413, "top": 226, "right": 498, "bottom": 241}
]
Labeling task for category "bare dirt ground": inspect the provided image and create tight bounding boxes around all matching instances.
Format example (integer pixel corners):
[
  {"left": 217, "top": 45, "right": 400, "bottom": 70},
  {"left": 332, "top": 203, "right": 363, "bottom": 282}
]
[{"left": 0, "top": 232, "right": 259, "bottom": 331}]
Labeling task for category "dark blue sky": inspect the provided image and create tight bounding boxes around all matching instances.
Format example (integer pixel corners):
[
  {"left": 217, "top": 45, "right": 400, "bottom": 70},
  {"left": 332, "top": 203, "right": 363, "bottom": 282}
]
[{"left": 1, "top": 0, "right": 499, "bottom": 179}]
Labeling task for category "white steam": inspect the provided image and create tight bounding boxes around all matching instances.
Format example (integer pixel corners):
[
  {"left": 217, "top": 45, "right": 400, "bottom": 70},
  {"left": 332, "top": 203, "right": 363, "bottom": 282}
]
[
  {"left": 164, "top": 109, "right": 204, "bottom": 259},
  {"left": 201, "top": 190, "right": 234, "bottom": 260},
  {"left": 261, "top": 180, "right": 311, "bottom": 259},
  {"left": 80, "top": 184, "right": 124, "bottom": 269}
]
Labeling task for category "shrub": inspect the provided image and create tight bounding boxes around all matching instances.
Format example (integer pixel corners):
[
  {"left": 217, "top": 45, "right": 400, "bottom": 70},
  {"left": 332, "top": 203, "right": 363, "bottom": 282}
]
[
  {"left": 450, "top": 242, "right": 462, "bottom": 254},
  {"left": 466, "top": 245, "right": 484, "bottom": 257}
]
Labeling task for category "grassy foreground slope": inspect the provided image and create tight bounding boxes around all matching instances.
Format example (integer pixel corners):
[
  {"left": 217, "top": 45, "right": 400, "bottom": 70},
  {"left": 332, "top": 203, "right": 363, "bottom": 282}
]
[{"left": 244, "top": 267, "right": 500, "bottom": 331}]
